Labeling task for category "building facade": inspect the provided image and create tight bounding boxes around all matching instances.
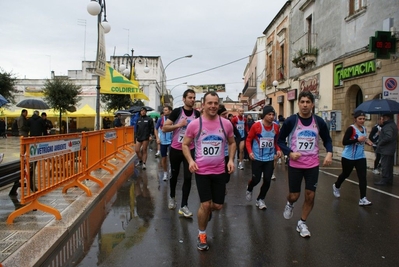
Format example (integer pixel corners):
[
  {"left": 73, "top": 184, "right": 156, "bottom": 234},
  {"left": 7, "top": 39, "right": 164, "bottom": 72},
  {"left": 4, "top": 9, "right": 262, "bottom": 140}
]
[{"left": 242, "top": 0, "right": 399, "bottom": 162}]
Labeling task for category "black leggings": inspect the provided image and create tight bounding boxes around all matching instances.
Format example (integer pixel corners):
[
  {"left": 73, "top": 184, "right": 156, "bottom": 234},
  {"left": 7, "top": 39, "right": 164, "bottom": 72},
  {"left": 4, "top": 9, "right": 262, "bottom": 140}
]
[
  {"left": 335, "top": 157, "right": 367, "bottom": 199},
  {"left": 169, "top": 147, "right": 193, "bottom": 207},
  {"left": 247, "top": 160, "right": 274, "bottom": 200}
]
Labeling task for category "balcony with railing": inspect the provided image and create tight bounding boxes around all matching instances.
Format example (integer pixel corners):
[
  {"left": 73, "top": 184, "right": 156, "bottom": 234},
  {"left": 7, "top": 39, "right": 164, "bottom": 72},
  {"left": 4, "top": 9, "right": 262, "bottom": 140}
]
[
  {"left": 291, "top": 32, "right": 318, "bottom": 70},
  {"left": 242, "top": 77, "right": 257, "bottom": 97}
]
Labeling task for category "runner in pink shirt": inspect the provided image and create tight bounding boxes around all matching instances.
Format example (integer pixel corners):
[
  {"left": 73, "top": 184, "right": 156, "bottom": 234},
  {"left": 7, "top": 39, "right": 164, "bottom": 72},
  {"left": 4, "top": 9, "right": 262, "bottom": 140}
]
[{"left": 182, "top": 91, "right": 236, "bottom": 251}]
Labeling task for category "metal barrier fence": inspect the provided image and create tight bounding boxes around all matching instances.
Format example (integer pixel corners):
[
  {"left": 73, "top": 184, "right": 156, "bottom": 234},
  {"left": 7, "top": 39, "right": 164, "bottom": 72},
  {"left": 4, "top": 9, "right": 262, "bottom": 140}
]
[{"left": 7, "top": 127, "right": 135, "bottom": 224}]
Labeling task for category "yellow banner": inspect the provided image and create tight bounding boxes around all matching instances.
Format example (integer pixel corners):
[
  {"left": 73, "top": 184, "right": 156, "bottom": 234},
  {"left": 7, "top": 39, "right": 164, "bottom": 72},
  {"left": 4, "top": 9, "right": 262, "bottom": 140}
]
[{"left": 100, "top": 63, "right": 141, "bottom": 94}]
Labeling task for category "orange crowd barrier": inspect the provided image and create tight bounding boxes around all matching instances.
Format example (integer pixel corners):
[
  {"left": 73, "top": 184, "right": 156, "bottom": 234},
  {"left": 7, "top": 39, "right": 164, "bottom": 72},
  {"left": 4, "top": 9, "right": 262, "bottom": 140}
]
[{"left": 7, "top": 128, "right": 135, "bottom": 224}]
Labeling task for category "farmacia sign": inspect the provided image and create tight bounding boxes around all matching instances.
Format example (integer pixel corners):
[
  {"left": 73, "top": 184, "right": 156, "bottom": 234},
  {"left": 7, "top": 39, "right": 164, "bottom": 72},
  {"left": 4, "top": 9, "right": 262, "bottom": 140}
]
[{"left": 334, "top": 60, "right": 376, "bottom": 87}]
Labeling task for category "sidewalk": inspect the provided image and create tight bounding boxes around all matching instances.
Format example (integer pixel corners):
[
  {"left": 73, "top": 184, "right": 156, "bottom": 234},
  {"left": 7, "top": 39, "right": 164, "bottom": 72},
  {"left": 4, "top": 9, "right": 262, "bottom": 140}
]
[{"left": 0, "top": 137, "right": 134, "bottom": 266}]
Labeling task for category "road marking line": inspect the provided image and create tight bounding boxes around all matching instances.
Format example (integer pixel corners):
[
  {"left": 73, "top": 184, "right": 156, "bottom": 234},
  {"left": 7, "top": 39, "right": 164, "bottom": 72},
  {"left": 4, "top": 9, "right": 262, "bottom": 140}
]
[{"left": 319, "top": 170, "right": 399, "bottom": 200}]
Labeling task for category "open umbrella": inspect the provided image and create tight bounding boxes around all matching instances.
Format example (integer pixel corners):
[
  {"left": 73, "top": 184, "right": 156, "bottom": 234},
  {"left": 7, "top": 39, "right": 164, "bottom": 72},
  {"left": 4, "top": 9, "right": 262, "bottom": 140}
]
[
  {"left": 16, "top": 99, "right": 50, "bottom": 109},
  {"left": 0, "top": 94, "right": 8, "bottom": 107},
  {"left": 354, "top": 99, "right": 399, "bottom": 114},
  {"left": 115, "top": 110, "right": 132, "bottom": 115},
  {"left": 148, "top": 111, "right": 160, "bottom": 119},
  {"left": 127, "top": 106, "right": 154, "bottom": 113}
]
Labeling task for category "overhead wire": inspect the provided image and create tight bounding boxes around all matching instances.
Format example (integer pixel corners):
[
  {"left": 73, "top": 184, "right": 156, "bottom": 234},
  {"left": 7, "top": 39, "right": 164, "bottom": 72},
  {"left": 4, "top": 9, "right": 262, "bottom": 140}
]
[{"left": 166, "top": 49, "right": 266, "bottom": 82}]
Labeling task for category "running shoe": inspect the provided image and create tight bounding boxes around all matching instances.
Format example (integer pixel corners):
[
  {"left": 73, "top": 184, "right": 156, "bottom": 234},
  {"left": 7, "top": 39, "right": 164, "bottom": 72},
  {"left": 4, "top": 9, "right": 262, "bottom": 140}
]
[
  {"left": 197, "top": 233, "right": 209, "bottom": 251},
  {"left": 359, "top": 197, "right": 372, "bottom": 206},
  {"left": 142, "top": 163, "right": 146, "bottom": 170},
  {"left": 277, "top": 158, "right": 281, "bottom": 164},
  {"left": 372, "top": 169, "right": 380, "bottom": 175},
  {"left": 332, "top": 184, "right": 340, "bottom": 198},
  {"left": 163, "top": 172, "right": 168, "bottom": 181},
  {"left": 168, "top": 197, "right": 176, "bottom": 210},
  {"left": 256, "top": 199, "right": 267, "bottom": 210},
  {"left": 135, "top": 161, "right": 142, "bottom": 167},
  {"left": 283, "top": 202, "right": 294, "bottom": 219},
  {"left": 238, "top": 162, "right": 244, "bottom": 170},
  {"left": 271, "top": 173, "right": 276, "bottom": 180},
  {"left": 178, "top": 205, "right": 193, "bottom": 217},
  {"left": 246, "top": 190, "right": 252, "bottom": 201},
  {"left": 296, "top": 221, "right": 311, "bottom": 237},
  {"left": 155, "top": 151, "right": 160, "bottom": 158}
]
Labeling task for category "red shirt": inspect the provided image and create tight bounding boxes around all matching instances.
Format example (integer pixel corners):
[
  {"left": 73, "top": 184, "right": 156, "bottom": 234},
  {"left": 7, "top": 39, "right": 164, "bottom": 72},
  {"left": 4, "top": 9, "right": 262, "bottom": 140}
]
[
  {"left": 231, "top": 115, "right": 248, "bottom": 133},
  {"left": 246, "top": 121, "right": 281, "bottom": 155}
]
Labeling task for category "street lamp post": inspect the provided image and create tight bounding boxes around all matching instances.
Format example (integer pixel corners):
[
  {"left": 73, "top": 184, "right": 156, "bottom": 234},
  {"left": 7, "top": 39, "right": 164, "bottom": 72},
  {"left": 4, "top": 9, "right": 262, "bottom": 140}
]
[
  {"left": 118, "top": 49, "right": 150, "bottom": 80},
  {"left": 164, "top": 82, "right": 187, "bottom": 107},
  {"left": 161, "top": 55, "right": 192, "bottom": 104},
  {"left": 87, "top": 0, "right": 111, "bottom": 130}
]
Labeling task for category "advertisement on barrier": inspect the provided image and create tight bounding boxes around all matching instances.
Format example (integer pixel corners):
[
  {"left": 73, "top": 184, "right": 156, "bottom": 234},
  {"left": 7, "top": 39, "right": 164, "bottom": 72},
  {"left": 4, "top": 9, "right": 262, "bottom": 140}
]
[{"left": 29, "top": 138, "right": 81, "bottom": 161}]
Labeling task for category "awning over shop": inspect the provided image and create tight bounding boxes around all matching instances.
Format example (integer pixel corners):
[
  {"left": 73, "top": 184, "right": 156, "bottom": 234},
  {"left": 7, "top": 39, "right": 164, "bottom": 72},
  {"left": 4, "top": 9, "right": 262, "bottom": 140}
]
[
  {"left": 69, "top": 104, "right": 96, "bottom": 117},
  {"left": 0, "top": 108, "right": 60, "bottom": 117}
]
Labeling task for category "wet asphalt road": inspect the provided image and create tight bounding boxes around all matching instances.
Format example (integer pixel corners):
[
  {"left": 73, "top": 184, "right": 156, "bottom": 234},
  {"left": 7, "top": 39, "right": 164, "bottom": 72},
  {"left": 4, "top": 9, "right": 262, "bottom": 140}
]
[{"left": 77, "top": 153, "right": 399, "bottom": 267}]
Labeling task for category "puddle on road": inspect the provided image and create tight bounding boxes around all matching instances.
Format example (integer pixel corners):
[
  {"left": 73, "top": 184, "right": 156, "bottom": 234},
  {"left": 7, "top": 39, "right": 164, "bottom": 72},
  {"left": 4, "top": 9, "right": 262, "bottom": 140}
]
[{"left": 40, "top": 164, "right": 155, "bottom": 267}]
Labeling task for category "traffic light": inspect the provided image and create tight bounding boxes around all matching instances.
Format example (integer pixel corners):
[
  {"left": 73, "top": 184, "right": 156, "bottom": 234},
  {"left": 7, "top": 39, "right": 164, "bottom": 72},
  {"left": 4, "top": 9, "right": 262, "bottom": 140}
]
[{"left": 369, "top": 31, "right": 397, "bottom": 59}]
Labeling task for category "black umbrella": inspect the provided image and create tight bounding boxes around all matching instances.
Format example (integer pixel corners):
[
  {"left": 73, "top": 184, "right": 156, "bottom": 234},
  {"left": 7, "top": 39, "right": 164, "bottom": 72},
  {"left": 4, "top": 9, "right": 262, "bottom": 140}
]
[
  {"left": 354, "top": 99, "right": 399, "bottom": 114},
  {"left": 115, "top": 110, "right": 132, "bottom": 115},
  {"left": 16, "top": 99, "right": 50, "bottom": 109},
  {"left": 127, "top": 106, "right": 154, "bottom": 113}
]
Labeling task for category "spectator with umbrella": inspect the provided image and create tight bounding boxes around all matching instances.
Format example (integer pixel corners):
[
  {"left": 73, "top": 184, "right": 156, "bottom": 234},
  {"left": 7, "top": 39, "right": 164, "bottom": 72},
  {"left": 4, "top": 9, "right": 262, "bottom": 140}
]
[
  {"left": 113, "top": 113, "right": 124, "bottom": 127},
  {"left": 41, "top": 112, "right": 53, "bottom": 135},
  {"left": 17, "top": 109, "right": 29, "bottom": 137},
  {"left": 375, "top": 113, "right": 398, "bottom": 186},
  {"left": 28, "top": 110, "right": 46, "bottom": 136}
]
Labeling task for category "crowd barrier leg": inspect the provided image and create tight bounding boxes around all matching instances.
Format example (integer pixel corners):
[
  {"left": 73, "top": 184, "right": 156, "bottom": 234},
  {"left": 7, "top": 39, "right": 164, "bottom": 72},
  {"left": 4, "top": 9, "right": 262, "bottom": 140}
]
[
  {"left": 102, "top": 161, "right": 117, "bottom": 172},
  {"left": 112, "top": 154, "right": 126, "bottom": 163},
  {"left": 7, "top": 198, "right": 62, "bottom": 224},
  {"left": 78, "top": 174, "right": 105, "bottom": 188},
  {"left": 62, "top": 179, "right": 92, "bottom": 196}
]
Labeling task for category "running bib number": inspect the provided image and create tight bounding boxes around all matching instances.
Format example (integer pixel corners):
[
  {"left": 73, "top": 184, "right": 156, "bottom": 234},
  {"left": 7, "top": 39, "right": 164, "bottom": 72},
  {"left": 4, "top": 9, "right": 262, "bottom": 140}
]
[
  {"left": 178, "top": 133, "right": 185, "bottom": 143},
  {"left": 202, "top": 141, "right": 222, "bottom": 157},
  {"left": 236, "top": 124, "right": 245, "bottom": 131},
  {"left": 296, "top": 137, "right": 316, "bottom": 151},
  {"left": 260, "top": 137, "right": 274, "bottom": 148}
]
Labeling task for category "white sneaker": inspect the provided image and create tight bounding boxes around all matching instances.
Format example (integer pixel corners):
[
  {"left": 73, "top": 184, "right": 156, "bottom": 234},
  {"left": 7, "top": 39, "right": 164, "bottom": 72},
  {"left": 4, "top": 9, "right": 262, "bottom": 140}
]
[
  {"left": 277, "top": 158, "right": 281, "bottom": 164},
  {"left": 359, "top": 197, "right": 372, "bottom": 206},
  {"left": 256, "top": 199, "right": 267, "bottom": 210},
  {"left": 155, "top": 151, "right": 160, "bottom": 158},
  {"left": 332, "top": 184, "right": 340, "bottom": 198},
  {"left": 135, "top": 161, "right": 142, "bottom": 167},
  {"left": 246, "top": 190, "right": 252, "bottom": 201},
  {"left": 163, "top": 172, "right": 168, "bottom": 181},
  {"left": 296, "top": 221, "right": 311, "bottom": 237},
  {"left": 283, "top": 202, "right": 294, "bottom": 219},
  {"left": 142, "top": 163, "right": 146, "bottom": 170},
  {"left": 238, "top": 162, "right": 244, "bottom": 170},
  {"left": 168, "top": 197, "right": 176, "bottom": 210},
  {"left": 271, "top": 173, "right": 276, "bottom": 180},
  {"left": 178, "top": 205, "right": 193, "bottom": 217},
  {"left": 372, "top": 169, "right": 380, "bottom": 175},
  {"left": 0, "top": 153, "right": 4, "bottom": 164}
]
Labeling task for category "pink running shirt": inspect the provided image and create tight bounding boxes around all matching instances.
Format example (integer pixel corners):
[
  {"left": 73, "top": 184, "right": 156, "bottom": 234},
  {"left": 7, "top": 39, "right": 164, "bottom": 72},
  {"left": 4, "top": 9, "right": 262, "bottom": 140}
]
[{"left": 185, "top": 116, "right": 234, "bottom": 175}]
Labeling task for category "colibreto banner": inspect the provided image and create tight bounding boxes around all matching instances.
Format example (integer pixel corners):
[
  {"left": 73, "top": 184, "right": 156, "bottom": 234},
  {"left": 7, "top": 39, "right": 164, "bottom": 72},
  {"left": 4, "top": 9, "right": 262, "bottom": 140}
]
[{"left": 100, "top": 63, "right": 149, "bottom": 100}]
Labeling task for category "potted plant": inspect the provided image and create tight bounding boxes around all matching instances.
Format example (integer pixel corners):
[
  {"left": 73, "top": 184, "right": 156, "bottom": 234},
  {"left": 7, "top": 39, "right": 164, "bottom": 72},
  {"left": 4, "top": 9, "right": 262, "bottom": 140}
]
[
  {"left": 304, "top": 47, "right": 318, "bottom": 63},
  {"left": 292, "top": 49, "right": 304, "bottom": 68}
]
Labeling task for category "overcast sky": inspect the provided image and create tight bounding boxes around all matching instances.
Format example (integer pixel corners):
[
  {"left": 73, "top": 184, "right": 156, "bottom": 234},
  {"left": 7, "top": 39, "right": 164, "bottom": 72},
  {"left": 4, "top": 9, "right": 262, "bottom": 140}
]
[{"left": 0, "top": 0, "right": 286, "bottom": 100}]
